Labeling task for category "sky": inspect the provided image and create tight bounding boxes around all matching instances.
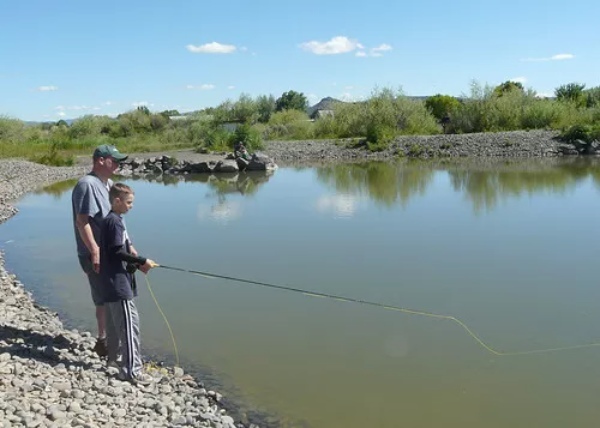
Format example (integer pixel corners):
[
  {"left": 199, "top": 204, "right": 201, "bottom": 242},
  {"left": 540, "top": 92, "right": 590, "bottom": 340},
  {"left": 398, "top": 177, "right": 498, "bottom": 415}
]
[{"left": 1, "top": 0, "right": 599, "bottom": 121}]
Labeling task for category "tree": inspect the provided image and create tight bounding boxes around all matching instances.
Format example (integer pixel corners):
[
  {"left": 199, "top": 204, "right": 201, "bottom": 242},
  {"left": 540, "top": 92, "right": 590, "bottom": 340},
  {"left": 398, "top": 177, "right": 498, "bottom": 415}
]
[
  {"left": 424, "top": 94, "right": 461, "bottom": 121},
  {"left": 555, "top": 83, "right": 586, "bottom": 106},
  {"left": 256, "top": 94, "right": 276, "bottom": 122},
  {"left": 493, "top": 81, "right": 525, "bottom": 97},
  {"left": 275, "top": 90, "right": 308, "bottom": 112},
  {"left": 136, "top": 105, "right": 151, "bottom": 115},
  {"left": 160, "top": 109, "right": 180, "bottom": 117},
  {"left": 585, "top": 86, "right": 600, "bottom": 108},
  {"left": 231, "top": 93, "right": 258, "bottom": 123}
]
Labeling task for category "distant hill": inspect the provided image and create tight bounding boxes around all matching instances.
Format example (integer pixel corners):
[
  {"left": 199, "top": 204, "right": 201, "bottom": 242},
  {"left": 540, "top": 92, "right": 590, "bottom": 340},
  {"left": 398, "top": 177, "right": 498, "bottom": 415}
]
[
  {"left": 307, "top": 95, "right": 433, "bottom": 117},
  {"left": 307, "top": 97, "right": 343, "bottom": 117}
]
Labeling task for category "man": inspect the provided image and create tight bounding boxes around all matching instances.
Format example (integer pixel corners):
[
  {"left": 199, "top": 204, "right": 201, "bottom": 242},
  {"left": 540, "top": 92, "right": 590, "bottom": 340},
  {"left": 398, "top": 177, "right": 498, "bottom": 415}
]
[{"left": 71, "top": 144, "right": 128, "bottom": 357}]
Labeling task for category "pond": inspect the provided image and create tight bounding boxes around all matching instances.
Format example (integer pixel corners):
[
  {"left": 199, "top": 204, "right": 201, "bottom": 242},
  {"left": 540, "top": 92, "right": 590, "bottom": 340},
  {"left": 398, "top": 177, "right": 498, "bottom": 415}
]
[{"left": 2, "top": 158, "right": 600, "bottom": 428}]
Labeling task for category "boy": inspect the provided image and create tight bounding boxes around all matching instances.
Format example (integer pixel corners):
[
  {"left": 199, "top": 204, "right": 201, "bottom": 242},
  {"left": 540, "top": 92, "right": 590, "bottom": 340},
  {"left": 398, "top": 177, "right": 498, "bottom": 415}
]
[{"left": 100, "top": 182, "right": 158, "bottom": 383}]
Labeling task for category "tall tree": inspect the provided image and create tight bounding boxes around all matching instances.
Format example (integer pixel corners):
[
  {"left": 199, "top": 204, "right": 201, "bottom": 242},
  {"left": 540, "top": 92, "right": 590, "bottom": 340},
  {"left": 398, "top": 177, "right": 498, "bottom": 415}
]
[
  {"left": 275, "top": 90, "right": 308, "bottom": 112},
  {"left": 555, "top": 83, "right": 586, "bottom": 106},
  {"left": 493, "top": 81, "right": 525, "bottom": 97}
]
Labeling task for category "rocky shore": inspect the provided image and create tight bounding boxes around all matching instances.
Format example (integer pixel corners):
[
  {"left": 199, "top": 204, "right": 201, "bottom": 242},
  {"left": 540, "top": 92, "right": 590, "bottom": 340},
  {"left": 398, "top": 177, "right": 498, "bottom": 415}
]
[
  {"left": 265, "top": 130, "right": 571, "bottom": 164},
  {"left": 0, "top": 161, "right": 247, "bottom": 428}
]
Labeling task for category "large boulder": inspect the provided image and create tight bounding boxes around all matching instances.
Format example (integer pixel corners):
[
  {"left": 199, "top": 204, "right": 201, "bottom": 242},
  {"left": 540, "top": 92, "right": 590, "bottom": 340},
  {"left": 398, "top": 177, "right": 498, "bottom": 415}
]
[
  {"left": 246, "top": 153, "right": 277, "bottom": 171},
  {"left": 214, "top": 159, "right": 239, "bottom": 173},
  {"left": 189, "top": 161, "right": 215, "bottom": 173}
]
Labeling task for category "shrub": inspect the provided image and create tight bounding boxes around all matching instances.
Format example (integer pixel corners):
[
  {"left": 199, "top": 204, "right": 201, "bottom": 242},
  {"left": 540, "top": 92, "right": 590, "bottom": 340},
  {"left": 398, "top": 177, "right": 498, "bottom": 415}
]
[
  {"left": 263, "top": 110, "right": 313, "bottom": 140},
  {"left": 560, "top": 124, "right": 600, "bottom": 143},
  {"left": 230, "top": 123, "right": 263, "bottom": 150}
]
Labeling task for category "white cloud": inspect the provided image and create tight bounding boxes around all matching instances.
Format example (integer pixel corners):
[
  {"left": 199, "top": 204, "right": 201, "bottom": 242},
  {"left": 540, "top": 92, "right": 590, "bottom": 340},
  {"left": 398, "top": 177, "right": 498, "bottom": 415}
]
[
  {"left": 316, "top": 194, "right": 360, "bottom": 218},
  {"left": 551, "top": 53, "right": 574, "bottom": 60},
  {"left": 510, "top": 76, "right": 527, "bottom": 84},
  {"left": 132, "top": 101, "right": 154, "bottom": 107},
  {"left": 300, "top": 36, "right": 361, "bottom": 55},
  {"left": 339, "top": 92, "right": 364, "bottom": 102},
  {"left": 197, "top": 201, "right": 242, "bottom": 223},
  {"left": 186, "top": 84, "right": 215, "bottom": 90},
  {"left": 227, "top": 85, "right": 235, "bottom": 90},
  {"left": 536, "top": 92, "right": 553, "bottom": 98},
  {"left": 186, "top": 42, "right": 237, "bottom": 54},
  {"left": 521, "top": 53, "right": 575, "bottom": 62},
  {"left": 306, "top": 93, "right": 320, "bottom": 104},
  {"left": 104, "top": 101, "right": 112, "bottom": 106},
  {"left": 372, "top": 43, "right": 392, "bottom": 53},
  {"left": 355, "top": 43, "right": 392, "bottom": 58},
  {"left": 57, "top": 111, "right": 66, "bottom": 117},
  {"left": 55, "top": 104, "right": 105, "bottom": 112},
  {"left": 37, "top": 85, "right": 58, "bottom": 91}
]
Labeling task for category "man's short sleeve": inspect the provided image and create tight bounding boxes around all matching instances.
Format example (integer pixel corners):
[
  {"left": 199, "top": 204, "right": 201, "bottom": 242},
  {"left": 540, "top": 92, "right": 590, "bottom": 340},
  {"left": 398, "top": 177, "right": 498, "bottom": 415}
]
[{"left": 72, "top": 180, "right": 101, "bottom": 218}]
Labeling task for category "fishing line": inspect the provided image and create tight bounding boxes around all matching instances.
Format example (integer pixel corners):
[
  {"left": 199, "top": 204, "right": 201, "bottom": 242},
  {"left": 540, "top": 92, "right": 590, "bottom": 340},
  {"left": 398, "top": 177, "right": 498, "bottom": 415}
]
[
  {"left": 149, "top": 264, "right": 600, "bottom": 357},
  {"left": 143, "top": 275, "right": 180, "bottom": 367}
]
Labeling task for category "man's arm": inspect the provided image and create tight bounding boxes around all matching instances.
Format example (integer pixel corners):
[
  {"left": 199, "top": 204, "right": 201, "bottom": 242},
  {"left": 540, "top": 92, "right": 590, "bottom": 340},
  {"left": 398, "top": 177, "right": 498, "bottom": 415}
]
[{"left": 75, "top": 213, "right": 100, "bottom": 273}]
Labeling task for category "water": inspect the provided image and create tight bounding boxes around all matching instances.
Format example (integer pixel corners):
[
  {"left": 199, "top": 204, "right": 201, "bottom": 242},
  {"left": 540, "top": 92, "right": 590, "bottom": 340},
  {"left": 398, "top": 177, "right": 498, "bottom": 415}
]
[{"left": 2, "top": 158, "right": 600, "bottom": 428}]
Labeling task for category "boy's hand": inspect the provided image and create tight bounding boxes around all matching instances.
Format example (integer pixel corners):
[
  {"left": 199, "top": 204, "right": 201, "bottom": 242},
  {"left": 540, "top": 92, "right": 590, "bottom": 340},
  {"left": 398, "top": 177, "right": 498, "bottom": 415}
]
[{"left": 139, "top": 259, "right": 159, "bottom": 274}]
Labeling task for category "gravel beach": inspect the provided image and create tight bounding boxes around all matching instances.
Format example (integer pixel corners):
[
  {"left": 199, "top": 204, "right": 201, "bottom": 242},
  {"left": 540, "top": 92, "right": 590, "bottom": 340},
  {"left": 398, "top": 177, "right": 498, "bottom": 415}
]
[{"left": 0, "top": 130, "right": 579, "bottom": 427}]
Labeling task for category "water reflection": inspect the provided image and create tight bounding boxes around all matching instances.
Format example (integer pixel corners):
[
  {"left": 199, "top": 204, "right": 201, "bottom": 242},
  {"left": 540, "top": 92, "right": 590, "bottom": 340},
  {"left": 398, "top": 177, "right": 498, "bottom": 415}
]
[
  {"left": 125, "top": 170, "right": 275, "bottom": 195},
  {"left": 315, "top": 162, "right": 434, "bottom": 207},
  {"left": 313, "top": 158, "right": 600, "bottom": 212}
]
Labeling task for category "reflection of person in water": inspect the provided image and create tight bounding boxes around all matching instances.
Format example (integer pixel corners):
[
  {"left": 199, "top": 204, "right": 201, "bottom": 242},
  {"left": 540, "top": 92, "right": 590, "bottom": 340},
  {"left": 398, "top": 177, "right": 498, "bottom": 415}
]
[{"left": 233, "top": 141, "right": 251, "bottom": 161}]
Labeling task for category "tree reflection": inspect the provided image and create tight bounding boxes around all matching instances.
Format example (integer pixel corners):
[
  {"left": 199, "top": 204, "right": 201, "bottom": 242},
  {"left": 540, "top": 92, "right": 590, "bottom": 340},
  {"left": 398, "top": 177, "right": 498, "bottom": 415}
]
[
  {"left": 315, "top": 162, "right": 435, "bottom": 207},
  {"left": 315, "top": 158, "right": 600, "bottom": 212}
]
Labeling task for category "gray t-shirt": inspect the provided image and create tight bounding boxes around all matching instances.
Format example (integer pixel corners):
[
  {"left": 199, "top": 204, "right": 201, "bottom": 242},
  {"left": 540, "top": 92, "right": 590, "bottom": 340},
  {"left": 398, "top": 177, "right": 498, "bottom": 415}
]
[{"left": 71, "top": 173, "right": 113, "bottom": 257}]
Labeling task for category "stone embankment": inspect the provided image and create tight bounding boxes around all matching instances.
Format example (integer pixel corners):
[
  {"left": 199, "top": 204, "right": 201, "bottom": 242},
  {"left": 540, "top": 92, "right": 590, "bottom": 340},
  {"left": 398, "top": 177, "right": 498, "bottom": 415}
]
[
  {"left": 0, "top": 161, "right": 248, "bottom": 428},
  {"left": 264, "top": 130, "right": 581, "bottom": 164}
]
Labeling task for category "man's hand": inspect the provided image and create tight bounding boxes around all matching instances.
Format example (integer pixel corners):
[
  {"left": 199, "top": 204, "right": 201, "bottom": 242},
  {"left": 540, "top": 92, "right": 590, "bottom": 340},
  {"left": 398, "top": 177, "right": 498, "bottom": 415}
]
[
  {"left": 91, "top": 247, "right": 100, "bottom": 273},
  {"left": 139, "top": 259, "right": 159, "bottom": 274}
]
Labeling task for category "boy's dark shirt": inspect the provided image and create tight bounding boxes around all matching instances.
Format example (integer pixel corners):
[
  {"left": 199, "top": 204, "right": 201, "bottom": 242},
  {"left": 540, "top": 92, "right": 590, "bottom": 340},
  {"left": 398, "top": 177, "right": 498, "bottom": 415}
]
[{"left": 100, "top": 211, "right": 146, "bottom": 302}]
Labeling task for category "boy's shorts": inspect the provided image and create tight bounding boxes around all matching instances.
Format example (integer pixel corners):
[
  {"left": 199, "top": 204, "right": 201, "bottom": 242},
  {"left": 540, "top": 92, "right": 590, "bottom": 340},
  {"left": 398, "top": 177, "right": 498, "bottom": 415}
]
[{"left": 78, "top": 255, "right": 105, "bottom": 306}]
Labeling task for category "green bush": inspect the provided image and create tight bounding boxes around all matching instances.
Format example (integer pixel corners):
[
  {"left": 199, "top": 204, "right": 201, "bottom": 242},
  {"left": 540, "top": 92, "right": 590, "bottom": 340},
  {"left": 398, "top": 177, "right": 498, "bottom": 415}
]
[
  {"left": 560, "top": 124, "right": 600, "bottom": 143},
  {"left": 231, "top": 123, "right": 263, "bottom": 150},
  {"left": 263, "top": 110, "right": 313, "bottom": 140}
]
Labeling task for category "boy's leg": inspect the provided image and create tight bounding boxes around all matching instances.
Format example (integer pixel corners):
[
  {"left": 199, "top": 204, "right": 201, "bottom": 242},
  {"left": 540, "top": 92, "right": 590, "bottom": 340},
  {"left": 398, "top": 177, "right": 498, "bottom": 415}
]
[
  {"left": 104, "top": 302, "right": 120, "bottom": 365},
  {"left": 109, "top": 299, "right": 143, "bottom": 379}
]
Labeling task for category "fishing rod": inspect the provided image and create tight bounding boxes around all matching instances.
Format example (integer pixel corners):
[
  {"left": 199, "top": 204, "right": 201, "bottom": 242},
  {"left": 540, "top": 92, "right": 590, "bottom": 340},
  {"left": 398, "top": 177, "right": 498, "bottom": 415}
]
[{"left": 149, "top": 263, "right": 600, "bottom": 357}]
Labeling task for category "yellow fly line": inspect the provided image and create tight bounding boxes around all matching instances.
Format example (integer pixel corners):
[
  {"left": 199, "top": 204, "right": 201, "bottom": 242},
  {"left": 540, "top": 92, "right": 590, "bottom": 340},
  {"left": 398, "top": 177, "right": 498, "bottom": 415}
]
[{"left": 144, "top": 265, "right": 600, "bottom": 358}]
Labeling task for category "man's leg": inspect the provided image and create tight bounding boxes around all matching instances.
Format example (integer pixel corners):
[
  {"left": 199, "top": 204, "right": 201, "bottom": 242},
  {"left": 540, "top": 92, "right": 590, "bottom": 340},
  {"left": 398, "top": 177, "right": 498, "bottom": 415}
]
[
  {"left": 79, "top": 256, "right": 107, "bottom": 357},
  {"left": 96, "top": 305, "right": 106, "bottom": 339}
]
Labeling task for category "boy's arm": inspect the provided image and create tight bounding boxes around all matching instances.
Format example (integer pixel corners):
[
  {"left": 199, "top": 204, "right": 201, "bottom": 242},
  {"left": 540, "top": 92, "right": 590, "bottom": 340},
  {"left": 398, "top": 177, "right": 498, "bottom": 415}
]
[{"left": 111, "top": 245, "right": 147, "bottom": 265}]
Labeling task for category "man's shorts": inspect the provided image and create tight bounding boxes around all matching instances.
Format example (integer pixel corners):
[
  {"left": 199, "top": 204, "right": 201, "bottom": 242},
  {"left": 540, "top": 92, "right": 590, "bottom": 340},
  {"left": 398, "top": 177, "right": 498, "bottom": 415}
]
[{"left": 78, "top": 255, "right": 104, "bottom": 306}]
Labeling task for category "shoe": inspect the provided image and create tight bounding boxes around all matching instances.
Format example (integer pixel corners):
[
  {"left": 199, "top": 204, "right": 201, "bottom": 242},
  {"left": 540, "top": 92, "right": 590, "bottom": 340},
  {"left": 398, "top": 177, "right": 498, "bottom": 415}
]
[
  {"left": 93, "top": 337, "right": 108, "bottom": 358},
  {"left": 107, "top": 359, "right": 119, "bottom": 369},
  {"left": 118, "top": 372, "right": 154, "bottom": 385}
]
